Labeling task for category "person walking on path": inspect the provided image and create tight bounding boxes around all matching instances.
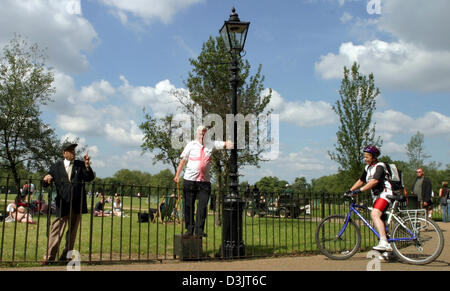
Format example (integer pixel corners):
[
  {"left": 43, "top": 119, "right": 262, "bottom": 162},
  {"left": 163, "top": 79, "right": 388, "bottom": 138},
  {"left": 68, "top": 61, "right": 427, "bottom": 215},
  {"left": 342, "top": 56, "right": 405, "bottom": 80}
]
[
  {"left": 41, "top": 142, "right": 95, "bottom": 265},
  {"left": 439, "top": 182, "right": 449, "bottom": 222}
]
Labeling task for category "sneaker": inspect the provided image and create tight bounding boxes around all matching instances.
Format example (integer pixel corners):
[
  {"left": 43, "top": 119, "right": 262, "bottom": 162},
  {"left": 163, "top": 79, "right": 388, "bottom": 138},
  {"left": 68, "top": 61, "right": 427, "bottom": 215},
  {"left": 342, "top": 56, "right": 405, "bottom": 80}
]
[{"left": 373, "top": 240, "right": 393, "bottom": 252}]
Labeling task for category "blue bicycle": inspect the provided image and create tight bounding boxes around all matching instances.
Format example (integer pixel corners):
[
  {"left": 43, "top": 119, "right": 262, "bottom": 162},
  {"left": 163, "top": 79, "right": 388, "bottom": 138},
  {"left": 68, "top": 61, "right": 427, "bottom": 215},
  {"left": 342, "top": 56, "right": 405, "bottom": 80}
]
[{"left": 315, "top": 193, "right": 444, "bottom": 265}]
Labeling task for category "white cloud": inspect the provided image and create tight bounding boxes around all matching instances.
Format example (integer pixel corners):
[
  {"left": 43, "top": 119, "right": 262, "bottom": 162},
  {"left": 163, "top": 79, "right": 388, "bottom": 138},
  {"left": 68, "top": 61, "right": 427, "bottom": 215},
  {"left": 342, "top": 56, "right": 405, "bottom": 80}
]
[
  {"left": 79, "top": 80, "right": 115, "bottom": 103},
  {"left": 57, "top": 113, "right": 99, "bottom": 134},
  {"left": 118, "top": 76, "right": 185, "bottom": 117},
  {"left": 340, "top": 12, "right": 353, "bottom": 24},
  {"left": 315, "top": 0, "right": 450, "bottom": 93},
  {"left": 375, "top": 110, "right": 450, "bottom": 138},
  {"left": 374, "top": 110, "right": 413, "bottom": 136},
  {"left": 315, "top": 40, "right": 450, "bottom": 92},
  {"left": 416, "top": 112, "right": 450, "bottom": 137},
  {"left": 382, "top": 141, "right": 405, "bottom": 155},
  {"left": 0, "top": 0, "right": 98, "bottom": 73},
  {"left": 49, "top": 72, "right": 188, "bottom": 149},
  {"left": 241, "top": 146, "right": 336, "bottom": 183},
  {"left": 51, "top": 70, "right": 78, "bottom": 110},
  {"left": 378, "top": 0, "right": 450, "bottom": 51},
  {"left": 266, "top": 89, "right": 336, "bottom": 127},
  {"left": 104, "top": 120, "right": 144, "bottom": 147},
  {"left": 98, "top": 0, "right": 204, "bottom": 25}
]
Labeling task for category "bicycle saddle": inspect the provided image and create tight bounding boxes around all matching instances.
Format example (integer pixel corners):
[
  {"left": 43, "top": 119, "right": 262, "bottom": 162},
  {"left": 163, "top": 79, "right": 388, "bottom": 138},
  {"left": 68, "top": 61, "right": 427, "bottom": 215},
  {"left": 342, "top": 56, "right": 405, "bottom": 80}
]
[{"left": 386, "top": 195, "right": 406, "bottom": 202}]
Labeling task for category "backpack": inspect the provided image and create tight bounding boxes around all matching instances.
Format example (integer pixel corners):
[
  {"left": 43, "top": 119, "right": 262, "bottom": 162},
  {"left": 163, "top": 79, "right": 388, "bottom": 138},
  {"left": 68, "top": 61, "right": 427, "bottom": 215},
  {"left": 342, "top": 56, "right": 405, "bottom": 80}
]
[{"left": 381, "top": 163, "right": 404, "bottom": 194}]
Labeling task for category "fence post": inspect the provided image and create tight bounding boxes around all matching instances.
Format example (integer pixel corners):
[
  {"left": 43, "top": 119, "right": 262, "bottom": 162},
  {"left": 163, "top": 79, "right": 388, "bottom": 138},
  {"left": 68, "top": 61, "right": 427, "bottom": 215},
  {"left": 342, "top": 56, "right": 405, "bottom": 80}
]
[
  {"left": 88, "top": 182, "right": 95, "bottom": 263},
  {"left": 321, "top": 192, "right": 325, "bottom": 220}
]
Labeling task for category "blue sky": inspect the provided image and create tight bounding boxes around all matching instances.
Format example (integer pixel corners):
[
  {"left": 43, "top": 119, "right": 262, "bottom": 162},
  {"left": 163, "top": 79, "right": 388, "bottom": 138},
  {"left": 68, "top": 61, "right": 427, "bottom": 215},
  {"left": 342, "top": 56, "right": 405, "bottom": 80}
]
[{"left": 1, "top": 0, "right": 449, "bottom": 184}]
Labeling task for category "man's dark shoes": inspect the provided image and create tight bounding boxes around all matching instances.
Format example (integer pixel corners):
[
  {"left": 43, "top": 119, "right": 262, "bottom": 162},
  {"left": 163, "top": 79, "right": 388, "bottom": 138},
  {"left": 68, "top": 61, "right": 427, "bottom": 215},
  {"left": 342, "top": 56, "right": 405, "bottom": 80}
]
[
  {"left": 58, "top": 256, "right": 69, "bottom": 262},
  {"left": 40, "top": 259, "right": 54, "bottom": 266}
]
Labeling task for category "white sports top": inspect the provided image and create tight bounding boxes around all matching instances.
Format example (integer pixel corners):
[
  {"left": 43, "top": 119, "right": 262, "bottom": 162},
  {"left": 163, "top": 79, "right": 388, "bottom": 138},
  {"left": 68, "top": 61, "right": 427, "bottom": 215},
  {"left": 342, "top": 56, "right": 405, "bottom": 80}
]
[
  {"left": 362, "top": 162, "right": 393, "bottom": 202},
  {"left": 181, "top": 140, "right": 225, "bottom": 182}
]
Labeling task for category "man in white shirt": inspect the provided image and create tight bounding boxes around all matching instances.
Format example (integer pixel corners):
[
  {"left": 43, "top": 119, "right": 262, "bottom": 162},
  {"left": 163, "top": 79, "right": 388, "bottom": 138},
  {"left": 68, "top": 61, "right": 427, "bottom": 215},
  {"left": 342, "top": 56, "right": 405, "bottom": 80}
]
[{"left": 174, "top": 126, "right": 233, "bottom": 237}]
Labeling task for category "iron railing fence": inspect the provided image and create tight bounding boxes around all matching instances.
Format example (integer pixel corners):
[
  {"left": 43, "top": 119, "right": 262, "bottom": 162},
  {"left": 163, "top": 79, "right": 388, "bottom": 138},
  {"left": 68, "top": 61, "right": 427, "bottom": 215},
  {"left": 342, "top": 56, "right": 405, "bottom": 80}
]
[{"left": 0, "top": 177, "right": 444, "bottom": 264}]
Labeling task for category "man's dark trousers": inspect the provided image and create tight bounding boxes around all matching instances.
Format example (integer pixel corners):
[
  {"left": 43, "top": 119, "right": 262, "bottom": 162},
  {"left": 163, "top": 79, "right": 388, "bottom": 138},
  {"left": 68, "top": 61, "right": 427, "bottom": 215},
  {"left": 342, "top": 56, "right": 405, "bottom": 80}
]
[{"left": 183, "top": 179, "right": 211, "bottom": 235}]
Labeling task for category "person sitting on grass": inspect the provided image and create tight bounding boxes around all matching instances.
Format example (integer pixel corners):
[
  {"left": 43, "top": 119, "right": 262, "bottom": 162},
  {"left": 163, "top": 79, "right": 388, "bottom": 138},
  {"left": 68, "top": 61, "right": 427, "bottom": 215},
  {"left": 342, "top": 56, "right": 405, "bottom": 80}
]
[
  {"left": 94, "top": 197, "right": 110, "bottom": 217},
  {"left": 113, "top": 197, "right": 123, "bottom": 217},
  {"left": 6, "top": 195, "right": 36, "bottom": 224}
]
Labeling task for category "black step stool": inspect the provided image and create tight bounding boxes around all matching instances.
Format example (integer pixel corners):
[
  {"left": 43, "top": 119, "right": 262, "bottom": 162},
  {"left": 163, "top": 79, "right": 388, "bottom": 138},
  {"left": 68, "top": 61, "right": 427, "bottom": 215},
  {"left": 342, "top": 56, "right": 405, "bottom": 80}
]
[{"left": 173, "top": 234, "right": 203, "bottom": 260}]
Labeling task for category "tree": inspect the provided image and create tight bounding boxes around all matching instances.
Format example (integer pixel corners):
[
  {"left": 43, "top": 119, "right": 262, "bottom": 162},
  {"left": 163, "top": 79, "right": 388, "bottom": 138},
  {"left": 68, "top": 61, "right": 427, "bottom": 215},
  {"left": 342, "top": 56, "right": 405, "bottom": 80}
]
[
  {"left": 255, "top": 176, "right": 280, "bottom": 195},
  {"left": 140, "top": 113, "right": 182, "bottom": 175},
  {"left": 0, "top": 35, "right": 60, "bottom": 190},
  {"left": 328, "top": 62, "right": 382, "bottom": 180},
  {"left": 148, "top": 36, "right": 271, "bottom": 225},
  {"left": 113, "top": 169, "right": 152, "bottom": 186},
  {"left": 292, "top": 177, "right": 310, "bottom": 193},
  {"left": 311, "top": 172, "right": 351, "bottom": 194},
  {"left": 405, "top": 131, "right": 431, "bottom": 170}
]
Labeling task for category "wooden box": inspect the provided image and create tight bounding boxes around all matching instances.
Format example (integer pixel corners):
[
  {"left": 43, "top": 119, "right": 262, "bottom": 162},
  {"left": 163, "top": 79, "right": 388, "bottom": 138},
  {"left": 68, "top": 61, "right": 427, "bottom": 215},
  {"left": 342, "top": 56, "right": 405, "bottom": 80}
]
[{"left": 173, "top": 234, "right": 203, "bottom": 260}]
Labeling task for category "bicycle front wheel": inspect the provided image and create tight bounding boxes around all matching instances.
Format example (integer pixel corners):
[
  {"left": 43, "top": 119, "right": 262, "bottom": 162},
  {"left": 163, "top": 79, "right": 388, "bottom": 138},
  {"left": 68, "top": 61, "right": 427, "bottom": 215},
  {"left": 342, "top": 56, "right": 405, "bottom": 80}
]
[
  {"left": 392, "top": 218, "right": 444, "bottom": 265},
  {"left": 315, "top": 215, "right": 361, "bottom": 260}
]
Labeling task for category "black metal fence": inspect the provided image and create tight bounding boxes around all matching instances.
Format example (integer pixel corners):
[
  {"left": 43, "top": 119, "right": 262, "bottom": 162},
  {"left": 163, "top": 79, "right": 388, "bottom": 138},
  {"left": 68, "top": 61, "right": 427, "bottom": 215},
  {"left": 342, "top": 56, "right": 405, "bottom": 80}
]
[{"left": 0, "top": 177, "right": 445, "bottom": 264}]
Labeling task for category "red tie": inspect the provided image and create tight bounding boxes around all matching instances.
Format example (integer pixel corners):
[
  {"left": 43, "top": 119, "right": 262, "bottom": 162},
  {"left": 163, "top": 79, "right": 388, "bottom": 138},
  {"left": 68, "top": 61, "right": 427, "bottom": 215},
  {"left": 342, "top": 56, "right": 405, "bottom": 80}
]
[{"left": 189, "top": 146, "right": 211, "bottom": 181}]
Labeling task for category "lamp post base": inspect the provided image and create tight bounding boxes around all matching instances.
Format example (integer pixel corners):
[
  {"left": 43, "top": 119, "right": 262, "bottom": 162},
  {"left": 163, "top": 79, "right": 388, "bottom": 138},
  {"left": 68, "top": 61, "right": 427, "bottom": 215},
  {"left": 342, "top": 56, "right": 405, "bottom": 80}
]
[
  {"left": 220, "top": 196, "right": 246, "bottom": 259},
  {"left": 219, "top": 241, "right": 246, "bottom": 259}
]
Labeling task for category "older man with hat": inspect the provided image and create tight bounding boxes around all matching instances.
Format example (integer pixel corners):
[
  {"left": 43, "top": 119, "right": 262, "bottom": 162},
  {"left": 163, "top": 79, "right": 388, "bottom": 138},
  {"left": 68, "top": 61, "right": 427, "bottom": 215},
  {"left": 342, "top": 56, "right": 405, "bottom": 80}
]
[{"left": 41, "top": 142, "right": 95, "bottom": 265}]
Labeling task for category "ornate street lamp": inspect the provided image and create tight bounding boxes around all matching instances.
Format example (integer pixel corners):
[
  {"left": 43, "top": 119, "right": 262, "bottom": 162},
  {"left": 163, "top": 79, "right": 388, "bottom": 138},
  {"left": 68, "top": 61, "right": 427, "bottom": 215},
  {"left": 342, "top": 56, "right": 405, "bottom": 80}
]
[
  {"left": 219, "top": 7, "right": 250, "bottom": 259},
  {"left": 219, "top": 7, "right": 250, "bottom": 55}
]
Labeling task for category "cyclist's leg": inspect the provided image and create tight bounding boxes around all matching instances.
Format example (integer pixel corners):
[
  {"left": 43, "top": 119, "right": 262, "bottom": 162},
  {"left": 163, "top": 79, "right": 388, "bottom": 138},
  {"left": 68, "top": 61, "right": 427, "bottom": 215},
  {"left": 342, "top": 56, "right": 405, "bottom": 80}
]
[
  {"left": 372, "top": 198, "right": 392, "bottom": 251},
  {"left": 372, "top": 198, "right": 389, "bottom": 237}
]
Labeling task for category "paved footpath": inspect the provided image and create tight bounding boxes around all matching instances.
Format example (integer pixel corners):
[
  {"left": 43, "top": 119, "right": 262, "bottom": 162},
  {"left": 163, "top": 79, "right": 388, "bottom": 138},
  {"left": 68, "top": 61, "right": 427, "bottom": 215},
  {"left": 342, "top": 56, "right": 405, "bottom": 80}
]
[{"left": 3, "top": 222, "right": 449, "bottom": 271}]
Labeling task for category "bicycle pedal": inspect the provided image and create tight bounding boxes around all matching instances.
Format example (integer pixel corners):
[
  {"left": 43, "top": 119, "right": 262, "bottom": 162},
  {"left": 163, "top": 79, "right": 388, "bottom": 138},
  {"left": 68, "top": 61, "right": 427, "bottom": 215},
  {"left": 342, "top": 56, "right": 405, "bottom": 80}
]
[
  {"left": 369, "top": 250, "right": 390, "bottom": 262},
  {"left": 380, "top": 252, "right": 391, "bottom": 261}
]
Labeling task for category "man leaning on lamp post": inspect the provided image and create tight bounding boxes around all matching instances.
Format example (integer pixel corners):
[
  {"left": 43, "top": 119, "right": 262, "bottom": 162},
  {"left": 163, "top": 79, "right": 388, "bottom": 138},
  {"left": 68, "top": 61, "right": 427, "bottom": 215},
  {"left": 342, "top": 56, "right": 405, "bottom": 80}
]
[
  {"left": 174, "top": 125, "right": 233, "bottom": 237},
  {"left": 41, "top": 142, "right": 95, "bottom": 265}
]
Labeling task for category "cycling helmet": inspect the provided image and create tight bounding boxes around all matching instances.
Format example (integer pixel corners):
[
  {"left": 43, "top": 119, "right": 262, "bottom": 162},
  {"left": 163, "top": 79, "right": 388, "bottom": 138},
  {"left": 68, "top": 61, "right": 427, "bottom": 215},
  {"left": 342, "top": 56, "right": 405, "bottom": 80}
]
[{"left": 363, "top": 145, "right": 380, "bottom": 158}]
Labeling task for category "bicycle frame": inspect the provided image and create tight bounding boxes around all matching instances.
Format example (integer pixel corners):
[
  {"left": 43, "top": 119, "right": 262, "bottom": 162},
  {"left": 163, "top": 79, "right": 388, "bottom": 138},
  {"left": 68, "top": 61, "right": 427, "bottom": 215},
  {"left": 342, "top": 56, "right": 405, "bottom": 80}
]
[{"left": 339, "top": 202, "right": 417, "bottom": 243}]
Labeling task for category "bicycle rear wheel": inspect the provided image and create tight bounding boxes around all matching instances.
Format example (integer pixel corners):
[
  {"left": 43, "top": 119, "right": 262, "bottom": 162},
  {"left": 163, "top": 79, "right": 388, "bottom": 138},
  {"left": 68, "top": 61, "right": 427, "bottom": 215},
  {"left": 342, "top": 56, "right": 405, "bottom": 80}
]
[
  {"left": 392, "top": 218, "right": 444, "bottom": 265},
  {"left": 315, "top": 215, "right": 361, "bottom": 260}
]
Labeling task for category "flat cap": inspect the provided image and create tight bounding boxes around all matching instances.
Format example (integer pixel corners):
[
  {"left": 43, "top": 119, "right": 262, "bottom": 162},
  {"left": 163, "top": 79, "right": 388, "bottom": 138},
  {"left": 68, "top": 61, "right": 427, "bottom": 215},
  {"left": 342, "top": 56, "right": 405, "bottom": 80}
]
[{"left": 62, "top": 142, "right": 78, "bottom": 151}]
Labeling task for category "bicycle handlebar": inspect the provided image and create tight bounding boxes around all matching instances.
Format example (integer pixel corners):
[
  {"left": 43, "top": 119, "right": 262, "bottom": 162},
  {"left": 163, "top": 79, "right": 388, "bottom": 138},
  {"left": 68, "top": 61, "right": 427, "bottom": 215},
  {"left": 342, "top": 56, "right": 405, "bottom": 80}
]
[{"left": 342, "top": 192, "right": 355, "bottom": 199}]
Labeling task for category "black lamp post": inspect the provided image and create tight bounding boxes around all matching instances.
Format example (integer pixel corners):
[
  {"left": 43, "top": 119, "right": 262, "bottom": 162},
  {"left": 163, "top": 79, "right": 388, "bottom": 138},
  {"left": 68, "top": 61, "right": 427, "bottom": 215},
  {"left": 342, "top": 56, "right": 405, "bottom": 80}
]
[{"left": 219, "top": 7, "right": 249, "bottom": 259}]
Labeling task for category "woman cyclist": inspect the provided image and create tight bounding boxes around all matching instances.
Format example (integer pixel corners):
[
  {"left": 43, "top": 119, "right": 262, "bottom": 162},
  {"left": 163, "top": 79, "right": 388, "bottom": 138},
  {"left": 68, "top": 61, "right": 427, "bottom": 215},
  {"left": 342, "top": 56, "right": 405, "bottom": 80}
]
[{"left": 348, "top": 145, "right": 393, "bottom": 252}]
